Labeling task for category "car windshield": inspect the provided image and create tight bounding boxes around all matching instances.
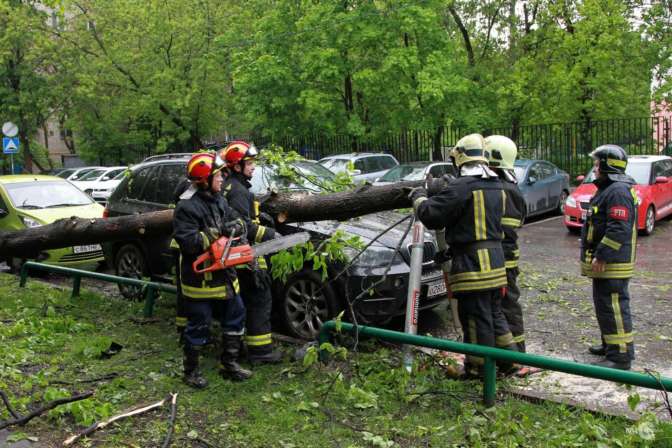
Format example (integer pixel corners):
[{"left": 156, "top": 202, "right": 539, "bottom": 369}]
[
  {"left": 5, "top": 181, "right": 93, "bottom": 209},
  {"left": 582, "top": 163, "right": 651, "bottom": 185},
  {"left": 113, "top": 170, "right": 127, "bottom": 180},
  {"left": 250, "top": 161, "right": 335, "bottom": 195},
  {"left": 319, "top": 158, "right": 350, "bottom": 172},
  {"left": 513, "top": 166, "right": 527, "bottom": 183},
  {"left": 57, "top": 169, "right": 75, "bottom": 178},
  {"left": 78, "top": 169, "right": 106, "bottom": 181},
  {"left": 379, "top": 164, "right": 427, "bottom": 182}
]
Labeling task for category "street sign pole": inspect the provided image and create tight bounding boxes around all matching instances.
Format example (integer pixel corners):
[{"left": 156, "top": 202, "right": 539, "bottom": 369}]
[
  {"left": 9, "top": 153, "right": 14, "bottom": 174},
  {"left": 2, "top": 122, "right": 19, "bottom": 174}
]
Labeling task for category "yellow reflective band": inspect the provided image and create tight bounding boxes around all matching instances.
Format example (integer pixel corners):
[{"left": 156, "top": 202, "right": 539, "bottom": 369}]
[
  {"left": 254, "top": 201, "right": 261, "bottom": 219},
  {"left": 257, "top": 256, "right": 268, "bottom": 269},
  {"left": 604, "top": 332, "right": 634, "bottom": 344},
  {"left": 472, "top": 190, "right": 486, "bottom": 240},
  {"left": 505, "top": 260, "right": 519, "bottom": 269},
  {"left": 175, "top": 316, "right": 187, "bottom": 326},
  {"left": 255, "top": 226, "right": 266, "bottom": 243},
  {"left": 611, "top": 292, "right": 627, "bottom": 353},
  {"left": 502, "top": 217, "right": 522, "bottom": 228},
  {"left": 607, "top": 158, "right": 627, "bottom": 168},
  {"left": 501, "top": 190, "right": 507, "bottom": 217},
  {"left": 466, "top": 319, "right": 484, "bottom": 366},
  {"left": 451, "top": 276, "right": 508, "bottom": 292},
  {"left": 477, "top": 248, "right": 491, "bottom": 272},
  {"left": 512, "top": 249, "right": 520, "bottom": 257},
  {"left": 631, "top": 222, "right": 637, "bottom": 261},
  {"left": 580, "top": 262, "right": 634, "bottom": 279},
  {"left": 511, "top": 334, "right": 525, "bottom": 343},
  {"left": 495, "top": 332, "right": 513, "bottom": 347},
  {"left": 413, "top": 196, "right": 428, "bottom": 209},
  {"left": 233, "top": 278, "right": 240, "bottom": 293},
  {"left": 199, "top": 232, "right": 210, "bottom": 250},
  {"left": 451, "top": 267, "right": 506, "bottom": 282},
  {"left": 245, "top": 334, "right": 273, "bottom": 346},
  {"left": 170, "top": 238, "right": 179, "bottom": 249},
  {"left": 587, "top": 222, "right": 594, "bottom": 243},
  {"left": 601, "top": 236, "right": 621, "bottom": 251},
  {"left": 182, "top": 283, "right": 231, "bottom": 299}
]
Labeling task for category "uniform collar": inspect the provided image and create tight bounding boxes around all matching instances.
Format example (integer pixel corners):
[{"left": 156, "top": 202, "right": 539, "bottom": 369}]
[{"left": 460, "top": 163, "right": 498, "bottom": 179}]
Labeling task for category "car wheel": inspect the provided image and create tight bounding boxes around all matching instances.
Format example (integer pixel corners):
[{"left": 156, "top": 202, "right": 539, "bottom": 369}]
[
  {"left": 566, "top": 226, "right": 580, "bottom": 235},
  {"left": 279, "top": 268, "right": 339, "bottom": 340},
  {"left": 557, "top": 190, "right": 569, "bottom": 215},
  {"left": 642, "top": 206, "right": 655, "bottom": 236},
  {"left": 115, "top": 244, "right": 146, "bottom": 300}
]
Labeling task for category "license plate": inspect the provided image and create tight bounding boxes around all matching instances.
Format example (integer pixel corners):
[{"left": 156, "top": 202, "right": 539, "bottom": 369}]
[
  {"left": 73, "top": 244, "right": 102, "bottom": 254},
  {"left": 426, "top": 280, "right": 447, "bottom": 298}
]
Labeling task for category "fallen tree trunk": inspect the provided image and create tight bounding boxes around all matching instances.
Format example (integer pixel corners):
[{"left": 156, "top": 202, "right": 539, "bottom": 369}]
[{"left": 0, "top": 180, "right": 426, "bottom": 259}]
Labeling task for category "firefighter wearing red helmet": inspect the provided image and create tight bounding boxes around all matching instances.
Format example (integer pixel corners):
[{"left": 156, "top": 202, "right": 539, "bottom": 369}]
[
  {"left": 222, "top": 141, "right": 284, "bottom": 364},
  {"left": 581, "top": 145, "right": 637, "bottom": 370},
  {"left": 173, "top": 152, "right": 261, "bottom": 388}
]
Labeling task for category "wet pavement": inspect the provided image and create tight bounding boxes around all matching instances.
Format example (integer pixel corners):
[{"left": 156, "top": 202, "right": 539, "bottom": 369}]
[{"left": 416, "top": 213, "right": 672, "bottom": 418}]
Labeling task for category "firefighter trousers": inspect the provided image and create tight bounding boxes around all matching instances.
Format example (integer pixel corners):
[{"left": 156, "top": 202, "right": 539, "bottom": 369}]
[
  {"left": 592, "top": 278, "right": 635, "bottom": 363},
  {"left": 238, "top": 269, "right": 274, "bottom": 356},
  {"left": 182, "top": 295, "right": 246, "bottom": 349},
  {"left": 456, "top": 289, "right": 515, "bottom": 371},
  {"left": 501, "top": 267, "right": 525, "bottom": 352}
]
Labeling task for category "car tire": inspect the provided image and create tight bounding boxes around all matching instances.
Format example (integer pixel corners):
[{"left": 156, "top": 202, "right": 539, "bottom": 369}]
[
  {"left": 566, "top": 226, "right": 580, "bottom": 235},
  {"left": 641, "top": 206, "right": 655, "bottom": 236},
  {"left": 279, "top": 268, "right": 340, "bottom": 340},
  {"left": 115, "top": 244, "right": 147, "bottom": 300},
  {"left": 557, "top": 190, "right": 569, "bottom": 215}
]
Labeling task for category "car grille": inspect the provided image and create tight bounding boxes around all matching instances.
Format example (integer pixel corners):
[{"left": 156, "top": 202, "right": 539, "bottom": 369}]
[
  {"left": 407, "top": 242, "right": 437, "bottom": 264},
  {"left": 59, "top": 250, "right": 104, "bottom": 262},
  {"left": 579, "top": 202, "right": 590, "bottom": 210}
]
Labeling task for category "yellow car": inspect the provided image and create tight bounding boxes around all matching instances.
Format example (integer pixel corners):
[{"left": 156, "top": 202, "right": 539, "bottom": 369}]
[{"left": 0, "top": 175, "right": 105, "bottom": 268}]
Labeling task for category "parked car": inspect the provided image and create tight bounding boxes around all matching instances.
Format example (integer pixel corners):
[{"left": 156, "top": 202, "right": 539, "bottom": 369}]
[
  {"left": 72, "top": 166, "right": 127, "bottom": 195},
  {"left": 318, "top": 153, "right": 399, "bottom": 183},
  {"left": 564, "top": 155, "right": 672, "bottom": 235},
  {"left": 0, "top": 175, "right": 105, "bottom": 269},
  {"left": 90, "top": 170, "right": 128, "bottom": 204},
  {"left": 513, "top": 159, "right": 571, "bottom": 218},
  {"left": 373, "top": 161, "right": 455, "bottom": 185},
  {"left": 103, "top": 156, "right": 446, "bottom": 339},
  {"left": 57, "top": 166, "right": 102, "bottom": 181}
]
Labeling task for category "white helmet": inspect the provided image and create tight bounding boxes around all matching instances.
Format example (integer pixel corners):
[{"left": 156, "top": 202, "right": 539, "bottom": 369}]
[
  {"left": 450, "top": 134, "right": 487, "bottom": 168},
  {"left": 484, "top": 135, "right": 517, "bottom": 170}
]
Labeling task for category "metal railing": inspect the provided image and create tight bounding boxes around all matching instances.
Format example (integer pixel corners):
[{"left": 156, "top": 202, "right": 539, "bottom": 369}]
[
  {"left": 19, "top": 262, "right": 176, "bottom": 317},
  {"left": 319, "top": 321, "right": 672, "bottom": 407}
]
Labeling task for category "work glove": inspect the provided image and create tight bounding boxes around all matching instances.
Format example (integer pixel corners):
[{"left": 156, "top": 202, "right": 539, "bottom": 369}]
[
  {"left": 222, "top": 219, "right": 247, "bottom": 238},
  {"left": 425, "top": 174, "right": 452, "bottom": 197},
  {"left": 206, "top": 227, "right": 221, "bottom": 240},
  {"left": 434, "top": 249, "right": 452, "bottom": 265},
  {"left": 259, "top": 212, "right": 276, "bottom": 229},
  {"left": 407, "top": 186, "right": 427, "bottom": 203}
]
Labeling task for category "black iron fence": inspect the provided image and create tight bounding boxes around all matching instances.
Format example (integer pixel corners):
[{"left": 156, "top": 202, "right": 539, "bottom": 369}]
[{"left": 251, "top": 116, "right": 671, "bottom": 179}]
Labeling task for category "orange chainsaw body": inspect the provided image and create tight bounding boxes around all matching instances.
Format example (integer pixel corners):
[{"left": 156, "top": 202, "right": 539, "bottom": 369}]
[{"left": 192, "top": 236, "right": 254, "bottom": 274}]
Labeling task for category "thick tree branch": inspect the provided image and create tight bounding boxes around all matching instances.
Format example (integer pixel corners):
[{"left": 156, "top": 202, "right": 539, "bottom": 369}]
[{"left": 447, "top": 6, "right": 475, "bottom": 66}]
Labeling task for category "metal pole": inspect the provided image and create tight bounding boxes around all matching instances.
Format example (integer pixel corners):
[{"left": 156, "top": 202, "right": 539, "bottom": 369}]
[
  {"left": 10, "top": 154, "right": 14, "bottom": 174},
  {"left": 403, "top": 218, "right": 425, "bottom": 373}
]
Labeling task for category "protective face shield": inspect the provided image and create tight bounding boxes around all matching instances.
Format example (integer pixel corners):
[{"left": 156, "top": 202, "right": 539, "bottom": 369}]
[
  {"left": 590, "top": 144, "right": 628, "bottom": 182},
  {"left": 484, "top": 135, "right": 517, "bottom": 170}
]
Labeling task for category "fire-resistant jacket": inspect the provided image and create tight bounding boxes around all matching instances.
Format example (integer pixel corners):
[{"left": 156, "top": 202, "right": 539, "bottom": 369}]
[
  {"left": 501, "top": 180, "right": 526, "bottom": 269},
  {"left": 224, "top": 173, "right": 276, "bottom": 270},
  {"left": 415, "top": 176, "right": 508, "bottom": 293},
  {"left": 580, "top": 178, "right": 637, "bottom": 279},
  {"left": 173, "top": 189, "right": 257, "bottom": 300}
]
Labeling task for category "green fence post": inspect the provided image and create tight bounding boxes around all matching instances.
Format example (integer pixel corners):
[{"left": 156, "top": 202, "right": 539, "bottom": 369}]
[
  {"left": 19, "top": 264, "right": 29, "bottom": 287},
  {"left": 483, "top": 357, "right": 496, "bottom": 407},
  {"left": 72, "top": 276, "right": 81, "bottom": 298},
  {"left": 143, "top": 286, "right": 157, "bottom": 318}
]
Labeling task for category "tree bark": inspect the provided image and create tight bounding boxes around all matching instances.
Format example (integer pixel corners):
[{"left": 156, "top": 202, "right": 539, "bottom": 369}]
[{"left": 0, "top": 181, "right": 430, "bottom": 258}]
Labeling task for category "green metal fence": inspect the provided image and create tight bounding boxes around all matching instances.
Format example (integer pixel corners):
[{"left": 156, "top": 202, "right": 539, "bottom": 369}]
[
  {"left": 19, "top": 261, "right": 176, "bottom": 317},
  {"left": 248, "top": 116, "right": 670, "bottom": 179},
  {"left": 319, "top": 321, "right": 672, "bottom": 408}
]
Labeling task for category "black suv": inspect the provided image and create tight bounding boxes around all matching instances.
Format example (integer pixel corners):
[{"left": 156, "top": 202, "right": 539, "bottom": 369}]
[{"left": 103, "top": 155, "right": 447, "bottom": 339}]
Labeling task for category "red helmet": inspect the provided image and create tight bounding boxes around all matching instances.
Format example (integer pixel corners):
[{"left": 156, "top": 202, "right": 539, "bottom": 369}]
[
  {"left": 187, "top": 152, "right": 221, "bottom": 185},
  {"left": 223, "top": 141, "right": 258, "bottom": 167}
]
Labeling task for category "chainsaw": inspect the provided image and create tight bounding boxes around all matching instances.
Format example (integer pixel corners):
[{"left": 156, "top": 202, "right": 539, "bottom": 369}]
[{"left": 192, "top": 231, "right": 310, "bottom": 274}]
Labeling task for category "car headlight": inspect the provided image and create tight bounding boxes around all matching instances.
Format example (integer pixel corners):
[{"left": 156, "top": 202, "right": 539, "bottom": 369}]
[
  {"left": 565, "top": 196, "right": 576, "bottom": 208},
  {"left": 19, "top": 216, "right": 43, "bottom": 228},
  {"left": 343, "top": 245, "right": 400, "bottom": 268}
]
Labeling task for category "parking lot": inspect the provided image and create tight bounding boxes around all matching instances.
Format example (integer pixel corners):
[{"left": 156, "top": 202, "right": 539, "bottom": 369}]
[{"left": 414, "top": 213, "right": 672, "bottom": 417}]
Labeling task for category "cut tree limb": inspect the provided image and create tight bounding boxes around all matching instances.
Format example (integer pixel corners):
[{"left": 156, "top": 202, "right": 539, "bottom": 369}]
[
  {"left": 0, "top": 391, "right": 93, "bottom": 430},
  {"left": 0, "top": 180, "right": 428, "bottom": 258}
]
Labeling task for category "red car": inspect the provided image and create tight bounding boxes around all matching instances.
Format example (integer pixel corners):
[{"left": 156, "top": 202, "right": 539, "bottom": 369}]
[{"left": 564, "top": 155, "right": 672, "bottom": 235}]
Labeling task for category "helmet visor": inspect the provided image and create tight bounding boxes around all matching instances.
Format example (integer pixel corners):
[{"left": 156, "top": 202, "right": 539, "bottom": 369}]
[
  {"left": 245, "top": 145, "right": 259, "bottom": 159},
  {"left": 214, "top": 149, "right": 227, "bottom": 170}
]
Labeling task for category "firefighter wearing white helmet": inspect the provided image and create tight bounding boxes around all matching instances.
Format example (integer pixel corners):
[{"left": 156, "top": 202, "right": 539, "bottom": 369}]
[
  {"left": 410, "top": 133, "right": 516, "bottom": 377},
  {"left": 485, "top": 135, "right": 527, "bottom": 355}
]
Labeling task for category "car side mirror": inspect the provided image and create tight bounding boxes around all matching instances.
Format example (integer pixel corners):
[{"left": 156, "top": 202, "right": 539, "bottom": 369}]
[
  {"left": 527, "top": 176, "right": 537, "bottom": 185},
  {"left": 351, "top": 169, "right": 362, "bottom": 175},
  {"left": 0, "top": 208, "right": 8, "bottom": 218},
  {"left": 576, "top": 175, "right": 585, "bottom": 182},
  {"left": 655, "top": 176, "right": 669, "bottom": 184}
]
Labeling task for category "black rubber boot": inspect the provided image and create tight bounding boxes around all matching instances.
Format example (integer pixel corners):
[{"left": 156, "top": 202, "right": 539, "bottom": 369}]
[
  {"left": 220, "top": 335, "right": 253, "bottom": 381},
  {"left": 588, "top": 344, "right": 606, "bottom": 356},
  {"left": 591, "top": 358, "right": 631, "bottom": 370},
  {"left": 183, "top": 347, "right": 208, "bottom": 389},
  {"left": 248, "top": 347, "right": 283, "bottom": 365}
]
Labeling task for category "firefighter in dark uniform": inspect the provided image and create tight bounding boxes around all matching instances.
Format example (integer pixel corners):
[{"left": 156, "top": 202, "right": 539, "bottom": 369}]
[
  {"left": 222, "top": 141, "right": 283, "bottom": 364},
  {"left": 411, "top": 133, "right": 515, "bottom": 376},
  {"left": 173, "top": 152, "right": 259, "bottom": 388},
  {"left": 582, "top": 145, "right": 637, "bottom": 370},
  {"left": 485, "top": 135, "right": 527, "bottom": 353}
]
